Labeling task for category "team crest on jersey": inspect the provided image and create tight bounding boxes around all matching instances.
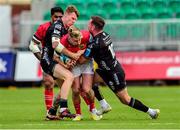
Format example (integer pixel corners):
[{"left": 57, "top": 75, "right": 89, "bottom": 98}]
[
  {"left": 54, "top": 29, "right": 60, "bottom": 34},
  {"left": 78, "top": 44, "right": 84, "bottom": 49}
]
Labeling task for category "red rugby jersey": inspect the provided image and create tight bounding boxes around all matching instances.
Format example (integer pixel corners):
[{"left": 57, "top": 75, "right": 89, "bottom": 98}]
[
  {"left": 33, "top": 21, "right": 51, "bottom": 47},
  {"left": 60, "top": 30, "right": 90, "bottom": 53}
]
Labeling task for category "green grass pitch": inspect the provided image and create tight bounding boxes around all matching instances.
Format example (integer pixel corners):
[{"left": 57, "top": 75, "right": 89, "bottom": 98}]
[{"left": 0, "top": 86, "right": 180, "bottom": 129}]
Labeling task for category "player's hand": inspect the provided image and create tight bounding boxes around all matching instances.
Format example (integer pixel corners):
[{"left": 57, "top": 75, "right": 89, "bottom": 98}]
[
  {"left": 78, "top": 49, "right": 85, "bottom": 55},
  {"left": 71, "top": 50, "right": 85, "bottom": 61},
  {"left": 71, "top": 53, "right": 81, "bottom": 61},
  {"left": 66, "top": 60, "right": 76, "bottom": 69}
]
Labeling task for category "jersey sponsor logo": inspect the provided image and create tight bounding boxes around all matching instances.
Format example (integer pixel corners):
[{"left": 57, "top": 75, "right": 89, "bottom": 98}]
[
  {"left": 53, "top": 29, "right": 60, "bottom": 35},
  {"left": 108, "top": 81, "right": 115, "bottom": 91},
  {"left": 100, "top": 61, "right": 110, "bottom": 70},
  {"left": 113, "top": 73, "right": 120, "bottom": 85}
]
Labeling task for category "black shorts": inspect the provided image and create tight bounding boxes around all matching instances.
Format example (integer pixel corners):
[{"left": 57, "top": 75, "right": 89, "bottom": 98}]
[
  {"left": 40, "top": 58, "right": 57, "bottom": 77},
  {"left": 96, "top": 62, "right": 126, "bottom": 93}
]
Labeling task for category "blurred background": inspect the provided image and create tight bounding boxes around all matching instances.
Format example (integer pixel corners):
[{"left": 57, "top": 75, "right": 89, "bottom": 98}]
[{"left": 1, "top": 0, "right": 180, "bottom": 87}]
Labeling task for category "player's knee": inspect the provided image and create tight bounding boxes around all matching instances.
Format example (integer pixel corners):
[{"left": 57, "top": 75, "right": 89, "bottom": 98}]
[
  {"left": 117, "top": 95, "right": 130, "bottom": 105},
  {"left": 64, "top": 72, "right": 74, "bottom": 82},
  {"left": 82, "top": 87, "right": 91, "bottom": 94},
  {"left": 43, "top": 81, "right": 54, "bottom": 89},
  {"left": 72, "top": 90, "right": 80, "bottom": 97}
]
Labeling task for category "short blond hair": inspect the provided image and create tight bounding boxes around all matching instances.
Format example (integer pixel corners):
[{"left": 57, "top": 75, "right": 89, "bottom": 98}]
[
  {"left": 68, "top": 26, "right": 82, "bottom": 39},
  {"left": 65, "top": 5, "right": 79, "bottom": 17}
]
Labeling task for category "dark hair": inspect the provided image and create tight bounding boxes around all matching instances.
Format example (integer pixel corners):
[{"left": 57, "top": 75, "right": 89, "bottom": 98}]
[
  {"left": 91, "top": 16, "right": 105, "bottom": 30},
  {"left": 65, "top": 5, "right": 79, "bottom": 18},
  {"left": 51, "top": 7, "right": 64, "bottom": 16}
]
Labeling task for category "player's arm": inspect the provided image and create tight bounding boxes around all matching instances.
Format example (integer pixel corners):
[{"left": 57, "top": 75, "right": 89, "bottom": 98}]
[
  {"left": 52, "top": 36, "right": 82, "bottom": 60},
  {"left": 54, "top": 52, "right": 76, "bottom": 69},
  {"left": 78, "top": 47, "right": 92, "bottom": 64},
  {"left": 53, "top": 54, "right": 69, "bottom": 68},
  {"left": 51, "top": 22, "right": 81, "bottom": 60},
  {"left": 29, "top": 36, "right": 41, "bottom": 60}
]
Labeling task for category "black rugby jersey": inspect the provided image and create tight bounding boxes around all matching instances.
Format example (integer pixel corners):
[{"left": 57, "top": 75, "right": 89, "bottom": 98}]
[
  {"left": 84, "top": 31, "right": 117, "bottom": 71},
  {"left": 43, "top": 19, "right": 68, "bottom": 60}
]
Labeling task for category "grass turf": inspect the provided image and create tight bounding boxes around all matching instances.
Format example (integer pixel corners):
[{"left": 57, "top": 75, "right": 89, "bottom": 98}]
[{"left": 0, "top": 86, "right": 180, "bottom": 129}]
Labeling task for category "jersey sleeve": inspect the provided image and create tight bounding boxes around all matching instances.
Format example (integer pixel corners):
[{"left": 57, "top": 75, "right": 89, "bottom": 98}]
[
  {"left": 52, "top": 20, "right": 63, "bottom": 38},
  {"left": 60, "top": 34, "right": 68, "bottom": 47},
  {"left": 84, "top": 41, "right": 98, "bottom": 58}
]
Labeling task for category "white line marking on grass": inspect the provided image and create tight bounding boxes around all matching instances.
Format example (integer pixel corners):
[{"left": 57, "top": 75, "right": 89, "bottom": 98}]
[
  {"left": 1, "top": 129, "right": 180, "bottom": 130},
  {"left": 1, "top": 122, "right": 178, "bottom": 127}
]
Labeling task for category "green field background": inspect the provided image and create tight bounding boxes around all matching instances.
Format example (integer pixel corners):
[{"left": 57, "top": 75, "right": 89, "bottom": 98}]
[{"left": 0, "top": 86, "right": 180, "bottom": 129}]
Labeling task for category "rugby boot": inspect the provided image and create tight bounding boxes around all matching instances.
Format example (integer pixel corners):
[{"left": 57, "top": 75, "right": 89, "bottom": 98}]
[
  {"left": 90, "top": 112, "right": 102, "bottom": 120},
  {"left": 149, "top": 109, "right": 160, "bottom": 119},
  {"left": 96, "top": 104, "right": 112, "bottom": 116},
  {"left": 72, "top": 114, "right": 83, "bottom": 121},
  {"left": 46, "top": 107, "right": 60, "bottom": 120},
  {"left": 58, "top": 109, "right": 76, "bottom": 119}
]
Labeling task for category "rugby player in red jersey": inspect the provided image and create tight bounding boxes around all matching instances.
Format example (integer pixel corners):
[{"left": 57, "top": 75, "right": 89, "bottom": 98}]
[{"left": 50, "top": 26, "right": 102, "bottom": 120}]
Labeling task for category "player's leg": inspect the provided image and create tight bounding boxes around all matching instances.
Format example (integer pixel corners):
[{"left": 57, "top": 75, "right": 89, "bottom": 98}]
[
  {"left": 116, "top": 88, "right": 160, "bottom": 119},
  {"left": 47, "top": 79, "right": 65, "bottom": 120},
  {"left": 70, "top": 65, "right": 83, "bottom": 120},
  {"left": 52, "top": 63, "right": 75, "bottom": 118},
  {"left": 114, "top": 64, "right": 160, "bottom": 119},
  {"left": 93, "top": 72, "right": 112, "bottom": 115},
  {"left": 72, "top": 76, "right": 83, "bottom": 121},
  {"left": 97, "top": 65, "right": 160, "bottom": 119},
  {"left": 81, "top": 73, "right": 102, "bottom": 120},
  {"left": 43, "top": 73, "right": 55, "bottom": 113}
]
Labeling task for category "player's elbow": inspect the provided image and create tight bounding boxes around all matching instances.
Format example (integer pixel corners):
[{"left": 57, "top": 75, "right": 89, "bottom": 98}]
[{"left": 29, "top": 40, "right": 40, "bottom": 53}]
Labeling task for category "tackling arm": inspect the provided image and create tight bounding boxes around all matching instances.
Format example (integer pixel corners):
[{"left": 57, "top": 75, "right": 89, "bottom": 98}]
[{"left": 29, "top": 39, "right": 41, "bottom": 60}]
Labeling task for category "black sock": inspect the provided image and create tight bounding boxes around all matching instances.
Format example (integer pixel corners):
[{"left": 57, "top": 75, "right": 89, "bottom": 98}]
[
  {"left": 92, "top": 84, "right": 104, "bottom": 101},
  {"left": 128, "top": 98, "right": 149, "bottom": 112},
  {"left": 59, "top": 98, "right": 68, "bottom": 108}
]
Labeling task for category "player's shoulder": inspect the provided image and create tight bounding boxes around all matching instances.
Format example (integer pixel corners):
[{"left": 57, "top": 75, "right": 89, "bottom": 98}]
[
  {"left": 81, "top": 30, "right": 90, "bottom": 39},
  {"left": 60, "top": 34, "right": 68, "bottom": 45},
  {"left": 39, "top": 21, "right": 51, "bottom": 28},
  {"left": 100, "top": 32, "right": 112, "bottom": 45}
]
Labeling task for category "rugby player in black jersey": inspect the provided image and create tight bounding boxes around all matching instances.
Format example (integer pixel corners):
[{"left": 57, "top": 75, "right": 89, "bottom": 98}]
[
  {"left": 40, "top": 5, "right": 82, "bottom": 119},
  {"left": 79, "top": 16, "right": 160, "bottom": 119}
]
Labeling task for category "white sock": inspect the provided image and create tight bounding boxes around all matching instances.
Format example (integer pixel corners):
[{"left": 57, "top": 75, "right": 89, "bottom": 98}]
[
  {"left": 147, "top": 108, "right": 156, "bottom": 116},
  {"left": 91, "top": 108, "right": 97, "bottom": 114},
  {"left": 99, "top": 99, "right": 108, "bottom": 108},
  {"left": 60, "top": 107, "right": 67, "bottom": 113}
]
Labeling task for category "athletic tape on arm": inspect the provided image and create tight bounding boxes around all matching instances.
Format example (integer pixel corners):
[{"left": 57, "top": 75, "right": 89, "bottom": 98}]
[
  {"left": 29, "top": 40, "right": 41, "bottom": 53},
  {"left": 52, "top": 37, "right": 64, "bottom": 53}
]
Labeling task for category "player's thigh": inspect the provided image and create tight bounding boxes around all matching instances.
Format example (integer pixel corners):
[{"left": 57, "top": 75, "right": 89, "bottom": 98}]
[
  {"left": 81, "top": 74, "right": 93, "bottom": 92},
  {"left": 72, "top": 76, "right": 81, "bottom": 93},
  {"left": 53, "top": 64, "right": 73, "bottom": 80},
  {"left": 93, "top": 71, "right": 104, "bottom": 84}
]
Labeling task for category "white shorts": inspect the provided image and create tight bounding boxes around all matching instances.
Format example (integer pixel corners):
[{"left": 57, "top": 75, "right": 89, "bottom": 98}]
[{"left": 71, "top": 60, "right": 94, "bottom": 77}]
